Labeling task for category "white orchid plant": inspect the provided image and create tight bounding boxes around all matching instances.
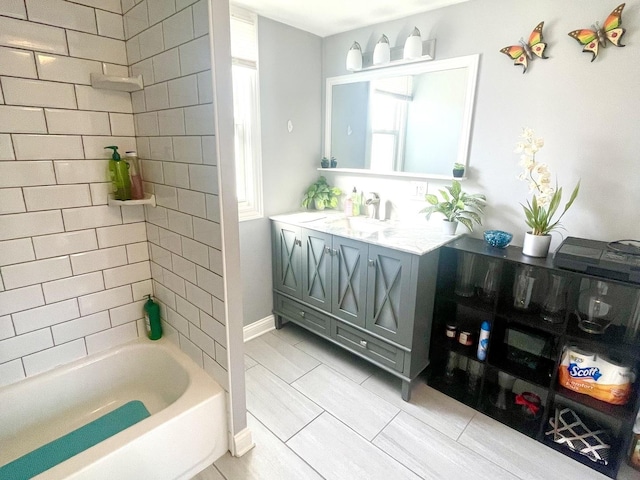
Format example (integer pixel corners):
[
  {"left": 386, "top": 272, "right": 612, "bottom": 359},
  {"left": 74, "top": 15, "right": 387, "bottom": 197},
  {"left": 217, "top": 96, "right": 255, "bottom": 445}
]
[{"left": 515, "top": 128, "right": 580, "bottom": 236}]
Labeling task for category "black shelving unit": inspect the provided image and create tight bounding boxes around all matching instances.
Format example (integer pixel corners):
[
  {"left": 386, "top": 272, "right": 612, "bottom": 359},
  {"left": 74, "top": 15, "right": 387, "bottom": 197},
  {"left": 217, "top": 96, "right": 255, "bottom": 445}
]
[{"left": 428, "top": 236, "right": 640, "bottom": 478}]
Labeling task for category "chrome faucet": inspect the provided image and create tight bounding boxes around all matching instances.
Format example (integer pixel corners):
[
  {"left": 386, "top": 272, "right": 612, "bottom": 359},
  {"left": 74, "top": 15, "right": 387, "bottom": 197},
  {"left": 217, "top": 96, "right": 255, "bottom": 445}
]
[{"left": 365, "top": 193, "right": 380, "bottom": 219}]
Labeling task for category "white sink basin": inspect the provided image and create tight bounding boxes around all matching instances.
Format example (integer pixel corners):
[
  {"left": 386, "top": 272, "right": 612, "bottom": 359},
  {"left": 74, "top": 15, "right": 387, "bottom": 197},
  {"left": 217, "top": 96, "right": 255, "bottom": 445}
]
[{"left": 328, "top": 216, "right": 389, "bottom": 235}]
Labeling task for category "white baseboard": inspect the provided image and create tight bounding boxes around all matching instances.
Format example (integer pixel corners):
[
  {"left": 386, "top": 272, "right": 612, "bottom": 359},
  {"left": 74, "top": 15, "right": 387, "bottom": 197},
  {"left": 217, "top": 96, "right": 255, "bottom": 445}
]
[
  {"left": 243, "top": 315, "right": 275, "bottom": 342},
  {"left": 230, "top": 427, "right": 255, "bottom": 457}
]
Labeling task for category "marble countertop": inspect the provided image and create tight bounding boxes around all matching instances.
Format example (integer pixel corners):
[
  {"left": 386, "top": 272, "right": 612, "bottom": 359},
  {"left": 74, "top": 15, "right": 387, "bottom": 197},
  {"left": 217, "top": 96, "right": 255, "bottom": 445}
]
[{"left": 270, "top": 210, "right": 462, "bottom": 255}]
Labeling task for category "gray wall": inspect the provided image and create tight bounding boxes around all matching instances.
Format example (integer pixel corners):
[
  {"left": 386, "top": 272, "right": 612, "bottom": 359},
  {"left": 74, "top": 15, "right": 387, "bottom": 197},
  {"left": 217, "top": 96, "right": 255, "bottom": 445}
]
[
  {"left": 322, "top": 0, "right": 640, "bottom": 243},
  {"left": 239, "top": 17, "right": 322, "bottom": 326}
]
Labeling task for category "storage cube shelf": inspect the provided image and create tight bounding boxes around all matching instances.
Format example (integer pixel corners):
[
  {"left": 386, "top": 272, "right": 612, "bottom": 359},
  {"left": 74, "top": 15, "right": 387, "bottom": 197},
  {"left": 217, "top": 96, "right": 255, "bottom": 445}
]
[{"left": 428, "top": 236, "right": 640, "bottom": 478}]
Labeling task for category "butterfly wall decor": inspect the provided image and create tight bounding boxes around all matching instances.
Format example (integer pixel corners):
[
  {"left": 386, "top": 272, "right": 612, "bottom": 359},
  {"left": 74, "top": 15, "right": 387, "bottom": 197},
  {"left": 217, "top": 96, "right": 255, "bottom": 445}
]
[
  {"left": 500, "top": 22, "right": 548, "bottom": 74},
  {"left": 568, "top": 3, "right": 626, "bottom": 61}
]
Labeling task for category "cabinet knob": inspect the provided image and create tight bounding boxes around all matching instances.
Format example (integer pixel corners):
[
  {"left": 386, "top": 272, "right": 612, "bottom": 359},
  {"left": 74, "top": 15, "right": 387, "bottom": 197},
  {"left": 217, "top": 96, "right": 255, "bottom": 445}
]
[
  {"left": 295, "top": 238, "right": 302, "bottom": 246},
  {"left": 324, "top": 246, "right": 331, "bottom": 255},
  {"left": 368, "top": 259, "right": 375, "bottom": 267},
  {"left": 359, "top": 340, "right": 368, "bottom": 348},
  {"left": 300, "top": 311, "right": 305, "bottom": 318},
  {"left": 332, "top": 249, "right": 339, "bottom": 257}
]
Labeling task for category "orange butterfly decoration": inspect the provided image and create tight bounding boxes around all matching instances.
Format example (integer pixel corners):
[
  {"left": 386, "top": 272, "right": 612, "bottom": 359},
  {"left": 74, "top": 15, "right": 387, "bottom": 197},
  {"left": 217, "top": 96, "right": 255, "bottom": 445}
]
[
  {"left": 568, "top": 3, "right": 626, "bottom": 62},
  {"left": 500, "top": 22, "right": 548, "bottom": 74}
]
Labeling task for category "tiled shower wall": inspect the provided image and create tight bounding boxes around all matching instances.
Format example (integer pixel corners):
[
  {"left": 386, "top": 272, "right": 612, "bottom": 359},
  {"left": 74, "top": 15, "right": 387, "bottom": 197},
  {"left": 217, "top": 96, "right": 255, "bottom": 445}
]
[
  {"left": 125, "top": 0, "right": 229, "bottom": 389},
  {"left": 0, "top": 0, "right": 151, "bottom": 387}
]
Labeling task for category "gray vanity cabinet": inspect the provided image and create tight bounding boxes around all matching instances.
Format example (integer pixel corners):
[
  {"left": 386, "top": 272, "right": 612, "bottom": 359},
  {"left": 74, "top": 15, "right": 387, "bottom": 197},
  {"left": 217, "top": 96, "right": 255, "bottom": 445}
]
[{"left": 272, "top": 219, "right": 440, "bottom": 400}]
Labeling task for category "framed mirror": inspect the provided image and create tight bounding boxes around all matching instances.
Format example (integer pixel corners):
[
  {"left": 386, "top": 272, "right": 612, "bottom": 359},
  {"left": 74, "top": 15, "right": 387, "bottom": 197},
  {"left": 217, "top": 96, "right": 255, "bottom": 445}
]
[{"left": 324, "top": 54, "right": 479, "bottom": 179}]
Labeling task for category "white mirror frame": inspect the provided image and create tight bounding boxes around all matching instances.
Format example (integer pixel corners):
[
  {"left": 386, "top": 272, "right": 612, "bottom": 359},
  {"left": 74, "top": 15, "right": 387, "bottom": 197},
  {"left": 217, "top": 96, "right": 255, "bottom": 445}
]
[{"left": 324, "top": 54, "right": 480, "bottom": 180}]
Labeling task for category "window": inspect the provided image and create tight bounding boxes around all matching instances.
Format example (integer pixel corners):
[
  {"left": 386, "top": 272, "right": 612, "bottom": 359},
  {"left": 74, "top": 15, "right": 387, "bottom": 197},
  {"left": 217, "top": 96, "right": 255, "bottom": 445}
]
[
  {"left": 230, "top": 7, "right": 263, "bottom": 220},
  {"left": 368, "top": 76, "right": 411, "bottom": 172}
]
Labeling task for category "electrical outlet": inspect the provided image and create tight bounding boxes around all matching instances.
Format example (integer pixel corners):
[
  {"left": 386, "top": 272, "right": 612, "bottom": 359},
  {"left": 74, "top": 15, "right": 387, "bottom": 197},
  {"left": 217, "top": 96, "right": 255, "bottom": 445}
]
[{"left": 410, "top": 181, "right": 427, "bottom": 200}]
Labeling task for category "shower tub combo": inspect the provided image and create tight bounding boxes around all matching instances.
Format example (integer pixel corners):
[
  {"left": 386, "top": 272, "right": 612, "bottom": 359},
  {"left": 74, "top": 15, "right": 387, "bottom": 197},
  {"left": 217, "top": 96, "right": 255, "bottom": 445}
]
[{"left": 0, "top": 337, "right": 227, "bottom": 479}]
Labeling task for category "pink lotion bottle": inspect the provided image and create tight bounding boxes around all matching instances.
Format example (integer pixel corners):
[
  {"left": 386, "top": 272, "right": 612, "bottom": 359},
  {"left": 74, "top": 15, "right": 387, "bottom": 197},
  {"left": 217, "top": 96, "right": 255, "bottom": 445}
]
[{"left": 125, "top": 151, "right": 144, "bottom": 200}]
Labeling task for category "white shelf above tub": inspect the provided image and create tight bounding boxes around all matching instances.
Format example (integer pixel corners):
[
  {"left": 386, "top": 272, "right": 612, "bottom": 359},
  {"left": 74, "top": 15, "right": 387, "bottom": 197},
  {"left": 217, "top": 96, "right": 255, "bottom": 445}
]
[
  {"left": 108, "top": 193, "right": 156, "bottom": 207},
  {"left": 90, "top": 73, "right": 143, "bottom": 92}
]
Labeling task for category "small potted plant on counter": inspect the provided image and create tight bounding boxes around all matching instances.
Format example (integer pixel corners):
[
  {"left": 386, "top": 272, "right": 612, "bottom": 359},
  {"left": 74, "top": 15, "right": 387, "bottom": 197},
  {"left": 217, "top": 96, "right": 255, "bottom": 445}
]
[
  {"left": 320, "top": 156, "right": 330, "bottom": 168},
  {"left": 421, "top": 180, "right": 486, "bottom": 234},
  {"left": 330, "top": 156, "right": 338, "bottom": 168},
  {"left": 302, "top": 176, "right": 342, "bottom": 210},
  {"left": 453, "top": 162, "right": 465, "bottom": 178}
]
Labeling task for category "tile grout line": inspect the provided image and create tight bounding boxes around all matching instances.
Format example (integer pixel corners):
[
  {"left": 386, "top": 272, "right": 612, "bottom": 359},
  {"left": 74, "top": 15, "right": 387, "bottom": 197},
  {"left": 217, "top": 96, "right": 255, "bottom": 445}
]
[
  {"left": 359, "top": 371, "right": 375, "bottom": 385},
  {"left": 246, "top": 410, "right": 328, "bottom": 480},
  {"left": 455, "top": 409, "right": 476, "bottom": 442},
  {"left": 454, "top": 411, "right": 532, "bottom": 480},
  {"left": 369, "top": 409, "right": 401, "bottom": 444},
  {"left": 288, "top": 359, "right": 323, "bottom": 386},
  {"left": 303, "top": 409, "right": 422, "bottom": 479}
]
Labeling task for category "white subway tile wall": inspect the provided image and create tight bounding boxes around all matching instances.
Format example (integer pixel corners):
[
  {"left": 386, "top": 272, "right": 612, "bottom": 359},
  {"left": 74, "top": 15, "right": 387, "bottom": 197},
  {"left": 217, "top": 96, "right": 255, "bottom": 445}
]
[
  {"left": 127, "top": 0, "right": 227, "bottom": 380},
  {"left": 0, "top": 3, "right": 151, "bottom": 387},
  {"left": 0, "top": 0, "right": 227, "bottom": 392}
]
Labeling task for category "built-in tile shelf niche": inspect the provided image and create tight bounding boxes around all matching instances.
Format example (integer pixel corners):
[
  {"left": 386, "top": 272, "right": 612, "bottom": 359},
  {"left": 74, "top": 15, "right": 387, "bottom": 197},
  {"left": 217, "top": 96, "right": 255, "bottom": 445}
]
[
  {"left": 107, "top": 193, "right": 156, "bottom": 207},
  {"left": 90, "top": 73, "right": 143, "bottom": 92}
]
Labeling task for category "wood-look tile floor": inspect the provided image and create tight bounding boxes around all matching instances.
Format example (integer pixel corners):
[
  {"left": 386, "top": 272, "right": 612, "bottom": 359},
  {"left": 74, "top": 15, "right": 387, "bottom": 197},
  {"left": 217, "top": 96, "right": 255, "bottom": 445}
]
[{"left": 194, "top": 323, "right": 638, "bottom": 480}]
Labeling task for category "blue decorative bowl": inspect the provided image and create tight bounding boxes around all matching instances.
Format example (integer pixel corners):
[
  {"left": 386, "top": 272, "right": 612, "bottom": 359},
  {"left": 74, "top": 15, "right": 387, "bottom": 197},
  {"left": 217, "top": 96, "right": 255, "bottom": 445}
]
[{"left": 484, "top": 230, "right": 513, "bottom": 248}]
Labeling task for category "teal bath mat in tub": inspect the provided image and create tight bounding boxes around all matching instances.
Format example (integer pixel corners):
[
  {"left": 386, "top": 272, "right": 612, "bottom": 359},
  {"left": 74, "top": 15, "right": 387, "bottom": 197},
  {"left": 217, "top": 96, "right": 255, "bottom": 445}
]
[{"left": 0, "top": 400, "right": 150, "bottom": 480}]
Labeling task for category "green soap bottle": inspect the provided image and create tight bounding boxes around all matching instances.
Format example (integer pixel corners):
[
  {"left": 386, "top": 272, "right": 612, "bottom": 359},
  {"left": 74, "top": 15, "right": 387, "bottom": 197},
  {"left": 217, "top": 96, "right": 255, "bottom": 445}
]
[
  {"left": 144, "top": 295, "right": 162, "bottom": 340},
  {"left": 105, "top": 145, "right": 131, "bottom": 200},
  {"left": 351, "top": 187, "right": 360, "bottom": 216}
]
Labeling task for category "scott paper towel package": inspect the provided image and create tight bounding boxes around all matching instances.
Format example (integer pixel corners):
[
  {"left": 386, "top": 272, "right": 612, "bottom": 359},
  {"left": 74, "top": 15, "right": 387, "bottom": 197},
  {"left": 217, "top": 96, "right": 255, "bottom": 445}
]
[{"left": 558, "top": 347, "right": 634, "bottom": 405}]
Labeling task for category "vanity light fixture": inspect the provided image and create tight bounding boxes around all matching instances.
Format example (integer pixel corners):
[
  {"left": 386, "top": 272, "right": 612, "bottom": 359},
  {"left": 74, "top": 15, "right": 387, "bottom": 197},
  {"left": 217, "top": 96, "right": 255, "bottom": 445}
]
[
  {"left": 346, "top": 41, "right": 363, "bottom": 71},
  {"left": 373, "top": 34, "right": 391, "bottom": 65},
  {"left": 403, "top": 27, "right": 423, "bottom": 59},
  {"left": 350, "top": 37, "right": 436, "bottom": 71}
]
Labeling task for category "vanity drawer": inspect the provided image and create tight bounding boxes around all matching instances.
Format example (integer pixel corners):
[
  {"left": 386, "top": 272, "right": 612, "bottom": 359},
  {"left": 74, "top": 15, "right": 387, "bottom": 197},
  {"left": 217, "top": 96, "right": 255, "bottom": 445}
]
[
  {"left": 331, "top": 320, "right": 405, "bottom": 373},
  {"left": 275, "top": 294, "right": 331, "bottom": 336}
]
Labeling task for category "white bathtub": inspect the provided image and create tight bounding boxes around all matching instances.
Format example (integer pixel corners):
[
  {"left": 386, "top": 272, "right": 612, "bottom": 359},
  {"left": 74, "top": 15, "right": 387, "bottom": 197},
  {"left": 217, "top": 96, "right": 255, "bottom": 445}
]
[{"left": 0, "top": 337, "right": 228, "bottom": 480}]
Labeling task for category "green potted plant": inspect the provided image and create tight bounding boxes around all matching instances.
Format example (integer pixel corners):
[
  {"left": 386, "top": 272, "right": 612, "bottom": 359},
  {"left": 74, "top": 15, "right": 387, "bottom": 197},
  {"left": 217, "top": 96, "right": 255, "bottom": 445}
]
[
  {"left": 330, "top": 156, "right": 338, "bottom": 168},
  {"left": 320, "top": 156, "right": 330, "bottom": 168},
  {"left": 421, "top": 180, "right": 486, "bottom": 234},
  {"left": 453, "top": 162, "right": 465, "bottom": 178},
  {"left": 302, "top": 176, "right": 342, "bottom": 210}
]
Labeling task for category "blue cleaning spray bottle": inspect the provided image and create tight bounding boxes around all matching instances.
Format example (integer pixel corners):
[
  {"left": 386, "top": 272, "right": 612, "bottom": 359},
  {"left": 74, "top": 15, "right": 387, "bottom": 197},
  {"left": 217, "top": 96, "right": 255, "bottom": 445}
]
[{"left": 477, "top": 321, "right": 490, "bottom": 361}]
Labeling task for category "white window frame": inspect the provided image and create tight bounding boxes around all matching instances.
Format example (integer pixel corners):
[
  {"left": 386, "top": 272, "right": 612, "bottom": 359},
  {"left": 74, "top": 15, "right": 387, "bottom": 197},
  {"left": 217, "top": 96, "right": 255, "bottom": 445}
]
[
  {"left": 368, "top": 84, "right": 409, "bottom": 172},
  {"left": 230, "top": 6, "right": 263, "bottom": 221}
]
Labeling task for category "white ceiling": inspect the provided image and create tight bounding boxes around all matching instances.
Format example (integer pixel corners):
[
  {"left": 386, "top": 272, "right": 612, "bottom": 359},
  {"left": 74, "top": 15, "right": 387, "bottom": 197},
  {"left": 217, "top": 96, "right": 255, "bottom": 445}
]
[{"left": 231, "top": 0, "right": 470, "bottom": 37}]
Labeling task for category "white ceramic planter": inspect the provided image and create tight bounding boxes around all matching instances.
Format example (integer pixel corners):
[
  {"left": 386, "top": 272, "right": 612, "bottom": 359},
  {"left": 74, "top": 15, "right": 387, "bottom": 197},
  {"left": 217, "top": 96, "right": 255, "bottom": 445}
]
[
  {"left": 522, "top": 232, "right": 551, "bottom": 257},
  {"left": 442, "top": 220, "right": 458, "bottom": 235}
]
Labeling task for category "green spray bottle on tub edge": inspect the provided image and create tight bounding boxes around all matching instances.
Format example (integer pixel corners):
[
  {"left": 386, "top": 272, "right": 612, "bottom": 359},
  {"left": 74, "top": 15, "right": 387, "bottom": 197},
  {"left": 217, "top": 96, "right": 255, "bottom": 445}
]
[
  {"left": 144, "top": 295, "right": 162, "bottom": 340},
  {"left": 105, "top": 146, "right": 131, "bottom": 201}
]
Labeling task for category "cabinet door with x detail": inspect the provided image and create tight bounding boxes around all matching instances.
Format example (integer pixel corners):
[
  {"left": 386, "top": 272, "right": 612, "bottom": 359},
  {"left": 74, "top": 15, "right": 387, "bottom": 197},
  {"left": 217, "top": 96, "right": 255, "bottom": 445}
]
[
  {"left": 272, "top": 222, "right": 302, "bottom": 299},
  {"left": 366, "top": 245, "right": 414, "bottom": 347},
  {"left": 302, "top": 229, "right": 332, "bottom": 310},
  {"left": 331, "top": 236, "right": 368, "bottom": 328}
]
